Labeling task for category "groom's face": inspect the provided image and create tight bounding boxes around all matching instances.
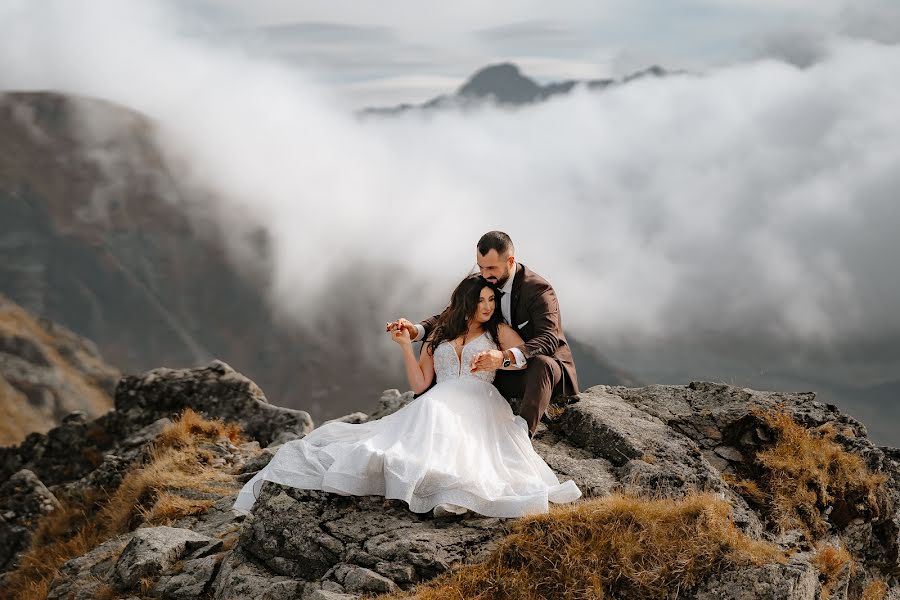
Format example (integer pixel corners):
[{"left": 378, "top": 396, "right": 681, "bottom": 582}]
[{"left": 477, "top": 249, "right": 515, "bottom": 287}]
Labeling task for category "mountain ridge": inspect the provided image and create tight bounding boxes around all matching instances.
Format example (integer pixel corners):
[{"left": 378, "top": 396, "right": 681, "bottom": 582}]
[{"left": 361, "top": 62, "right": 675, "bottom": 115}]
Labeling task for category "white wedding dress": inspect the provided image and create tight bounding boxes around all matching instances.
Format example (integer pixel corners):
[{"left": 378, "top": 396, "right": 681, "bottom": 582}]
[{"left": 232, "top": 332, "right": 582, "bottom": 518}]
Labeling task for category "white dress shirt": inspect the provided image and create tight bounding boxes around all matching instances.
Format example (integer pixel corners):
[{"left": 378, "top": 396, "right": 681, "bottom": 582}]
[{"left": 413, "top": 265, "right": 526, "bottom": 368}]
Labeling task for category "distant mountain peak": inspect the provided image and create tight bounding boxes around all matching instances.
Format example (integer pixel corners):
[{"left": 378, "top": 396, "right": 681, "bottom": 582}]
[
  {"left": 623, "top": 64, "right": 668, "bottom": 82},
  {"left": 457, "top": 62, "right": 542, "bottom": 104},
  {"left": 361, "top": 62, "right": 680, "bottom": 116}
]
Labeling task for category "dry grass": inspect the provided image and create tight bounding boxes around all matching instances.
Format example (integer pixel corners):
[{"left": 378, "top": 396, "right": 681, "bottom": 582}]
[
  {"left": 93, "top": 582, "right": 118, "bottom": 600},
  {"left": 381, "top": 493, "right": 783, "bottom": 600},
  {"left": 155, "top": 407, "right": 242, "bottom": 448},
  {"left": 139, "top": 492, "right": 217, "bottom": 524},
  {"left": 139, "top": 576, "right": 155, "bottom": 595},
  {"left": 722, "top": 475, "right": 766, "bottom": 506},
  {"left": 812, "top": 542, "right": 852, "bottom": 599},
  {"left": 861, "top": 579, "right": 888, "bottom": 600},
  {"left": 0, "top": 409, "right": 243, "bottom": 600},
  {"left": 729, "top": 409, "right": 888, "bottom": 539}
]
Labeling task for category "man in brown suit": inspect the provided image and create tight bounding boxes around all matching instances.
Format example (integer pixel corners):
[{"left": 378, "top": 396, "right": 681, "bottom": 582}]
[{"left": 389, "top": 231, "right": 578, "bottom": 439}]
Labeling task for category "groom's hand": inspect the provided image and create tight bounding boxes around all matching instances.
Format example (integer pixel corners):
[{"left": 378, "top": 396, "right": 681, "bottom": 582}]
[
  {"left": 390, "top": 327, "right": 412, "bottom": 345},
  {"left": 470, "top": 350, "right": 504, "bottom": 372},
  {"left": 386, "top": 318, "right": 417, "bottom": 339}
]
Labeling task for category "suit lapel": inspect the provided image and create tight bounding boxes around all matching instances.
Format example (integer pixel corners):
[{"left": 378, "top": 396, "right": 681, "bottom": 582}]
[{"left": 510, "top": 263, "right": 525, "bottom": 327}]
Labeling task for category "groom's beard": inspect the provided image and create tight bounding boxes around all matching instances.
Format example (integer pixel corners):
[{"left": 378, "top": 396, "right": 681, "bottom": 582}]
[
  {"left": 470, "top": 264, "right": 512, "bottom": 287},
  {"left": 494, "top": 268, "right": 514, "bottom": 288}
]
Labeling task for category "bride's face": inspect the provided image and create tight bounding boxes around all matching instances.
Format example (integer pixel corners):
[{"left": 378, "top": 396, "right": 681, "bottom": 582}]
[{"left": 473, "top": 286, "right": 496, "bottom": 324}]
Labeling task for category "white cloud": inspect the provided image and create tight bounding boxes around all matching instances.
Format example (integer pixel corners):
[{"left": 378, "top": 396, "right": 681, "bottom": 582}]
[
  {"left": 2, "top": 0, "right": 900, "bottom": 394},
  {"left": 338, "top": 75, "right": 465, "bottom": 108}
]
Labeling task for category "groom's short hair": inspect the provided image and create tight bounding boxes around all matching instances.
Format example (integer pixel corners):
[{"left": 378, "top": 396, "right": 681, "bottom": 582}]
[{"left": 477, "top": 231, "right": 514, "bottom": 257}]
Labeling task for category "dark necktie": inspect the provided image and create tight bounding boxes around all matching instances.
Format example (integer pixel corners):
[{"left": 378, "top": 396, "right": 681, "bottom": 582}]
[{"left": 496, "top": 289, "right": 509, "bottom": 323}]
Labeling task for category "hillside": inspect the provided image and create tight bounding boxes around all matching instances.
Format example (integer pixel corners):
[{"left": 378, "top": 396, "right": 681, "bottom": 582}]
[
  {"left": 0, "top": 91, "right": 399, "bottom": 423},
  {"left": 0, "top": 294, "right": 118, "bottom": 445}
]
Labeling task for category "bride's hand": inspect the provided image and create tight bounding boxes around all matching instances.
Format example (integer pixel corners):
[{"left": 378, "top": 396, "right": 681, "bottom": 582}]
[
  {"left": 390, "top": 327, "right": 412, "bottom": 345},
  {"left": 386, "top": 318, "right": 417, "bottom": 339},
  {"left": 470, "top": 349, "right": 504, "bottom": 372}
]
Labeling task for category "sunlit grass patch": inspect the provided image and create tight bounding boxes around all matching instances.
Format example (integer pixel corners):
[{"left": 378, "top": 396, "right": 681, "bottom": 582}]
[
  {"left": 382, "top": 492, "right": 783, "bottom": 600},
  {"left": 812, "top": 542, "right": 852, "bottom": 599},
  {"left": 862, "top": 579, "right": 888, "bottom": 600},
  {"left": 728, "top": 408, "right": 888, "bottom": 539}
]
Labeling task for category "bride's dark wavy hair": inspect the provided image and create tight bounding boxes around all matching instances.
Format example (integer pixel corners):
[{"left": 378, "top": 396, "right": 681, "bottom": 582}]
[{"left": 427, "top": 275, "right": 503, "bottom": 355}]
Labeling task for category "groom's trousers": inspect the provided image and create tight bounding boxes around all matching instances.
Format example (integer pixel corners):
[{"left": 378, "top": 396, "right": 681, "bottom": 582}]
[{"left": 494, "top": 355, "right": 564, "bottom": 438}]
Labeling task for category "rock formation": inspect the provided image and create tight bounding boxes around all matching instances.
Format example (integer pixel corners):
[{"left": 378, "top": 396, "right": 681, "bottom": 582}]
[{"left": 1, "top": 359, "right": 898, "bottom": 599}]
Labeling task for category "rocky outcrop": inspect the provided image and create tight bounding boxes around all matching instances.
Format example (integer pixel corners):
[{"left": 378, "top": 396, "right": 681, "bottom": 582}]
[
  {"left": 0, "top": 361, "right": 312, "bottom": 488},
  {"left": 112, "top": 359, "right": 313, "bottom": 447},
  {"left": 1, "top": 365, "right": 898, "bottom": 599},
  {"left": 0, "top": 294, "right": 119, "bottom": 446},
  {"left": 0, "top": 469, "right": 61, "bottom": 572}
]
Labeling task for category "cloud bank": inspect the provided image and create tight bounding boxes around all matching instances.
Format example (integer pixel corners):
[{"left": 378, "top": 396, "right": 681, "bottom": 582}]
[{"left": 1, "top": 1, "right": 899, "bottom": 409}]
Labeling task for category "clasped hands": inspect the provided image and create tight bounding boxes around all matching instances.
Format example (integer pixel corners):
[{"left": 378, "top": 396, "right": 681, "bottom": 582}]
[
  {"left": 385, "top": 317, "right": 416, "bottom": 344},
  {"left": 385, "top": 318, "right": 504, "bottom": 373}
]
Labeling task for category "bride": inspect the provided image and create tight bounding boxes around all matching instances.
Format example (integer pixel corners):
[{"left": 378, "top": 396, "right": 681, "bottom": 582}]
[{"left": 233, "top": 274, "right": 581, "bottom": 518}]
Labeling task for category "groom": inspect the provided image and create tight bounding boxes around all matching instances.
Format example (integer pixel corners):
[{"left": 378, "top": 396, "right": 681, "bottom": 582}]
[{"left": 389, "top": 231, "right": 579, "bottom": 439}]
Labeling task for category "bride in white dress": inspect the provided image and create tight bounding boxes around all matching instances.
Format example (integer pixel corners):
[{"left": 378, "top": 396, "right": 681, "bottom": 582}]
[{"left": 233, "top": 275, "right": 581, "bottom": 518}]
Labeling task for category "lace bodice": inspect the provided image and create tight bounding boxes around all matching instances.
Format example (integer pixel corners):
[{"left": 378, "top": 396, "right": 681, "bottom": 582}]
[{"left": 432, "top": 332, "right": 497, "bottom": 384}]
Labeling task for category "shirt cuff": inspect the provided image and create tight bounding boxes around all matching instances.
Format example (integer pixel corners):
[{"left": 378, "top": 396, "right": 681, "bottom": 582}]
[
  {"left": 413, "top": 324, "right": 425, "bottom": 342},
  {"left": 510, "top": 347, "right": 527, "bottom": 368}
]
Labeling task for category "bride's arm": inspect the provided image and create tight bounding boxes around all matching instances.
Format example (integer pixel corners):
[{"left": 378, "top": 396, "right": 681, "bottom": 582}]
[
  {"left": 498, "top": 324, "right": 528, "bottom": 369},
  {"left": 391, "top": 328, "right": 435, "bottom": 394}
]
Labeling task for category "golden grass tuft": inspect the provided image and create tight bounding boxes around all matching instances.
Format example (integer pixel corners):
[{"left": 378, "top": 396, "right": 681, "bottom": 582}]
[
  {"left": 93, "top": 581, "right": 118, "bottom": 600},
  {"left": 139, "top": 492, "right": 216, "bottom": 525},
  {"left": 861, "top": 579, "right": 888, "bottom": 600},
  {"left": 812, "top": 542, "right": 852, "bottom": 599},
  {"left": 729, "top": 409, "right": 888, "bottom": 539},
  {"left": 722, "top": 474, "right": 766, "bottom": 506},
  {"left": 0, "top": 409, "right": 243, "bottom": 600},
  {"left": 139, "top": 576, "right": 155, "bottom": 595},
  {"left": 381, "top": 493, "right": 783, "bottom": 600},
  {"left": 155, "top": 407, "right": 243, "bottom": 449}
]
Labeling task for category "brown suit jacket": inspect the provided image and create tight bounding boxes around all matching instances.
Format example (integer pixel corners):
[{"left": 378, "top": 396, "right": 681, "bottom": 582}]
[{"left": 420, "top": 263, "right": 579, "bottom": 397}]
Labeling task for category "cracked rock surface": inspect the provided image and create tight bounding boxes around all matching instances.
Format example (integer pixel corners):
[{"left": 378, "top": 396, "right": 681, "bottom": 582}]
[{"left": 2, "top": 366, "right": 900, "bottom": 599}]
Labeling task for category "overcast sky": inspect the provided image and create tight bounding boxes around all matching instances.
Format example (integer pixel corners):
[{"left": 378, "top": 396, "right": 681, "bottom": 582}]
[{"left": 184, "top": 0, "right": 900, "bottom": 107}]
